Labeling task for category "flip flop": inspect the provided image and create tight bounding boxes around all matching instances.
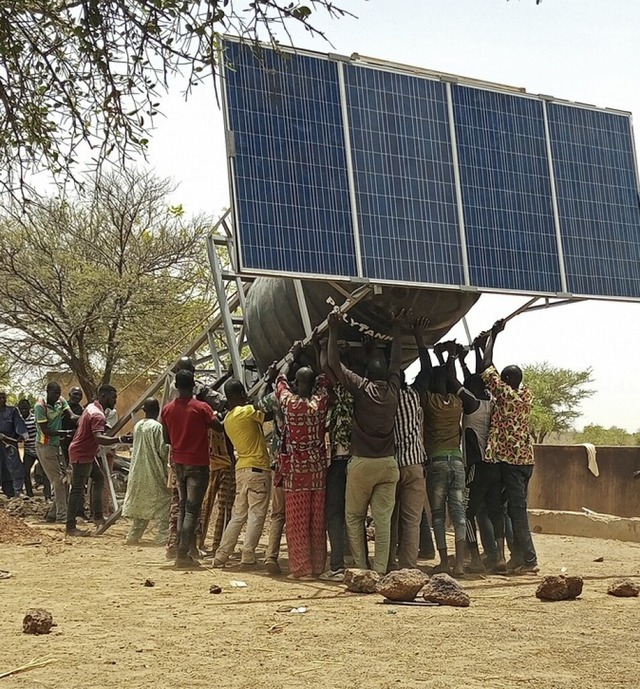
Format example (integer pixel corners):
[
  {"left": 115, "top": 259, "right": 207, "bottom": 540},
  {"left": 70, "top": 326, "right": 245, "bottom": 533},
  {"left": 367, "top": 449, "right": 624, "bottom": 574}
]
[{"left": 0, "top": 570, "right": 11, "bottom": 580}]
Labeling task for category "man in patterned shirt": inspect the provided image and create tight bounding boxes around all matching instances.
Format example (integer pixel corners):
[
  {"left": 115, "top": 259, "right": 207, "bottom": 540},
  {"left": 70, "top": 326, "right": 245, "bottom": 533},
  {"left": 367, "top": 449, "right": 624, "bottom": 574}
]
[{"left": 480, "top": 320, "right": 538, "bottom": 574}]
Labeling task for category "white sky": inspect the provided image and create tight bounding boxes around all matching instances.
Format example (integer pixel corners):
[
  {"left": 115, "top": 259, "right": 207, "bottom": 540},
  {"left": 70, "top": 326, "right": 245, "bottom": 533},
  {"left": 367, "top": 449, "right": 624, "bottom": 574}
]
[{"left": 142, "top": 0, "right": 639, "bottom": 431}]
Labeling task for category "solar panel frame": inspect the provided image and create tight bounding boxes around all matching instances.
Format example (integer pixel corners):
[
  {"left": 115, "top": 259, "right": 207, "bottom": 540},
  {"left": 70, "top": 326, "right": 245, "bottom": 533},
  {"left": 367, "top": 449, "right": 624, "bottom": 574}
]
[{"left": 221, "top": 37, "right": 640, "bottom": 302}]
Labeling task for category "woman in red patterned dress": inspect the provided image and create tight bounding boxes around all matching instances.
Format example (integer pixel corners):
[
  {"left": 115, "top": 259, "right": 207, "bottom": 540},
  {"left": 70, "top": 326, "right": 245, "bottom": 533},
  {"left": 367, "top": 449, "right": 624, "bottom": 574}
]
[{"left": 276, "top": 363, "right": 330, "bottom": 581}]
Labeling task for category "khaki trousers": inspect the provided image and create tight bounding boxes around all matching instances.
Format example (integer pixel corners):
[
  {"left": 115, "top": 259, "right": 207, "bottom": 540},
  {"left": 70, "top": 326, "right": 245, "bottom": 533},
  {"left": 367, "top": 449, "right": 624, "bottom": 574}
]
[
  {"left": 264, "top": 480, "right": 286, "bottom": 562},
  {"left": 36, "top": 444, "right": 67, "bottom": 521},
  {"left": 345, "top": 456, "right": 399, "bottom": 574},
  {"left": 389, "top": 463, "right": 426, "bottom": 569},
  {"left": 215, "top": 468, "right": 271, "bottom": 565}
]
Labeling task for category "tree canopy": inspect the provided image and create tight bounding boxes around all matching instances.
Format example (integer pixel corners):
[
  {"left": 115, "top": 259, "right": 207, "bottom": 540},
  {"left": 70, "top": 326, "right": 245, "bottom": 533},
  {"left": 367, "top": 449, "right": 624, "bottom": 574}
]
[
  {"left": 0, "top": 0, "right": 351, "bottom": 195},
  {"left": 576, "top": 425, "right": 640, "bottom": 447},
  {"left": 523, "top": 362, "right": 594, "bottom": 443},
  {"left": 0, "top": 169, "right": 213, "bottom": 397}
]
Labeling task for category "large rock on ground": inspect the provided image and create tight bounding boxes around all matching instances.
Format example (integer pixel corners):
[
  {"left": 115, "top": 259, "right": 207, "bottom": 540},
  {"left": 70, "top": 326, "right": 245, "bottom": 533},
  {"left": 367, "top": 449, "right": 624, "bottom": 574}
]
[
  {"left": 23, "top": 608, "right": 55, "bottom": 635},
  {"left": 377, "top": 569, "right": 430, "bottom": 601},
  {"left": 422, "top": 573, "right": 470, "bottom": 607},
  {"left": 344, "top": 568, "right": 380, "bottom": 594},
  {"left": 607, "top": 578, "right": 640, "bottom": 597},
  {"left": 535, "top": 575, "right": 583, "bottom": 601}
]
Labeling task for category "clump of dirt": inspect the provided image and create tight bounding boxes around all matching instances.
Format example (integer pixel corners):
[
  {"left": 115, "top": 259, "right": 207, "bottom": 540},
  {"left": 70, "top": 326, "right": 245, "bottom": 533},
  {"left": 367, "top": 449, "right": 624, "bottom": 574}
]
[
  {"left": 0, "top": 511, "right": 55, "bottom": 545},
  {"left": 23, "top": 608, "right": 55, "bottom": 634},
  {"left": 0, "top": 495, "right": 49, "bottom": 520}
]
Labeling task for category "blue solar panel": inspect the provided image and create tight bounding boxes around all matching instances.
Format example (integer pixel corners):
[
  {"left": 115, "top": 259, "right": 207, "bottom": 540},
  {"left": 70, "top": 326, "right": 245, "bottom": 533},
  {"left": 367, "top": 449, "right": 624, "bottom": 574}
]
[
  {"left": 222, "top": 41, "right": 640, "bottom": 301},
  {"left": 224, "top": 41, "right": 357, "bottom": 277},
  {"left": 453, "top": 86, "right": 562, "bottom": 293},
  {"left": 344, "top": 66, "right": 463, "bottom": 285},
  {"left": 548, "top": 104, "right": 640, "bottom": 298}
]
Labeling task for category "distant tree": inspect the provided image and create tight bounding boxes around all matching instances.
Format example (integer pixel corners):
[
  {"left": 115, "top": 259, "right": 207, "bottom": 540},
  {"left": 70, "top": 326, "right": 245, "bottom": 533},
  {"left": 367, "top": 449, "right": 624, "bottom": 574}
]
[
  {"left": 0, "top": 354, "right": 10, "bottom": 390},
  {"left": 575, "top": 425, "right": 639, "bottom": 447},
  {"left": 0, "top": 1, "right": 352, "bottom": 196},
  {"left": 523, "top": 363, "right": 594, "bottom": 443},
  {"left": 0, "top": 169, "right": 213, "bottom": 398}
]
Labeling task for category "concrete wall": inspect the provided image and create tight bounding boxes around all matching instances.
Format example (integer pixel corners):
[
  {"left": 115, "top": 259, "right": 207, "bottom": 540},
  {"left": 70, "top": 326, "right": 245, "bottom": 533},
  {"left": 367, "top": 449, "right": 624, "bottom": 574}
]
[{"left": 530, "top": 445, "right": 640, "bottom": 518}]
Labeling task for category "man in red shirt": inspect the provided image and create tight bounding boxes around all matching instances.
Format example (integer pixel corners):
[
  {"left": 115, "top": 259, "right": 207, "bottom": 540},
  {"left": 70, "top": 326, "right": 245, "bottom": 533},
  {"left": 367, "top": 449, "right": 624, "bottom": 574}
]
[
  {"left": 67, "top": 385, "right": 122, "bottom": 536},
  {"left": 162, "top": 369, "right": 222, "bottom": 569}
]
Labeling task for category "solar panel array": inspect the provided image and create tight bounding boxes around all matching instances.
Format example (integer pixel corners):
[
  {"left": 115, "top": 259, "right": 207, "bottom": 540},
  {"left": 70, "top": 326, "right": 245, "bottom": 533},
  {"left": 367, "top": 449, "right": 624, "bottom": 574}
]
[{"left": 223, "top": 40, "right": 640, "bottom": 300}]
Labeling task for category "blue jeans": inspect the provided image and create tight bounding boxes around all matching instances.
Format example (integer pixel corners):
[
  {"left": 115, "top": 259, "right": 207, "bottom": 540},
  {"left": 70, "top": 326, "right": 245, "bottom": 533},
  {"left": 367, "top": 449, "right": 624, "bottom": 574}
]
[
  {"left": 174, "top": 463, "right": 210, "bottom": 559},
  {"left": 3, "top": 445, "right": 25, "bottom": 494},
  {"left": 427, "top": 455, "right": 466, "bottom": 550}
]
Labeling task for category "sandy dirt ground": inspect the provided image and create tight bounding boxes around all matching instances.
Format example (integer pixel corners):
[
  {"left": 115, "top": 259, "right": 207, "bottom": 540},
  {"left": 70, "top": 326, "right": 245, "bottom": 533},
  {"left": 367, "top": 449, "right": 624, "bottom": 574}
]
[{"left": 1, "top": 517, "right": 640, "bottom": 689}]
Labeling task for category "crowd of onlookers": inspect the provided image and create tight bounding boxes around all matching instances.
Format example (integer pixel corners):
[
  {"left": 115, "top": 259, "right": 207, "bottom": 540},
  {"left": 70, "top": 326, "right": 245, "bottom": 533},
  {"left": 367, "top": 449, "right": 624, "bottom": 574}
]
[
  {"left": 1, "top": 312, "right": 539, "bottom": 580},
  {"left": 0, "top": 384, "right": 121, "bottom": 535}
]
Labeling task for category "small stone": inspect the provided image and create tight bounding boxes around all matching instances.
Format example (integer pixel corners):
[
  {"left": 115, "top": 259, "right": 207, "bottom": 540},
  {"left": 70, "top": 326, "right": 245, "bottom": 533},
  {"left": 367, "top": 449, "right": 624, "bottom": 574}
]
[
  {"left": 344, "top": 568, "right": 380, "bottom": 594},
  {"left": 565, "top": 576, "right": 584, "bottom": 599},
  {"left": 607, "top": 578, "right": 640, "bottom": 597},
  {"left": 535, "top": 575, "right": 583, "bottom": 601},
  {"left": 422, "top": 573, "right": 470, "bottom": 607},
  {"left": 23, "top": 608, "right": 55, "bottom": 635},
  {"left": 376, "top": 569, "right": 430, "bottom": 601},
  {"left": 143, "top": 579, "right": 155, "bottom": 587},
  {"left": 209, "top": 585, "right": 222, "bottom": 594}
]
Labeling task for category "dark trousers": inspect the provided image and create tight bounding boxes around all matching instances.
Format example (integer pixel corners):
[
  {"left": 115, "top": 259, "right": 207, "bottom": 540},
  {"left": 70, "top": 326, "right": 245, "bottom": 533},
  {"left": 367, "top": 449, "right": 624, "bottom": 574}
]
[
  {"left": 22, "top": 451, "right": 38, "bottom": 497},
  {"left": 501, "top": 463, "right": 536, "bottom": 566},
  {"left": 66, "top": 462, "right": 104, "bottom": 530},
  {"left": 467, "top": 462, "right": 504, "bottom": 558},
  {"left": 0, "top": 449, "right": 14, "bottom": 497},
  {"left": 326, "top": 458, "right": 348, "bottom": 571},
  {"left": 419, "top": 508, "right": 435, "bottom": 556},
  {"left": 174, "top": 463, "right": 210, "bottom": 559}
]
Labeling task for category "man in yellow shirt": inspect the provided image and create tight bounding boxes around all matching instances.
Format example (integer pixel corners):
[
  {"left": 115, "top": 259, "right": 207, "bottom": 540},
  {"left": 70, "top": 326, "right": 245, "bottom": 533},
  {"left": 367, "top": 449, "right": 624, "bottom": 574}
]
[{"left": 212, "top": 380, "right": 271, "bottom": 569}]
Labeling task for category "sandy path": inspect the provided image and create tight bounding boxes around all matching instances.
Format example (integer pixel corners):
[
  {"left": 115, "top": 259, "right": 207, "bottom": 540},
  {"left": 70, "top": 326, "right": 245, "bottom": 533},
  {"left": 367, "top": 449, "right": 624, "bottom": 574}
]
[{"left": 1, "top": 522, "right": 640, "bottom": 689}]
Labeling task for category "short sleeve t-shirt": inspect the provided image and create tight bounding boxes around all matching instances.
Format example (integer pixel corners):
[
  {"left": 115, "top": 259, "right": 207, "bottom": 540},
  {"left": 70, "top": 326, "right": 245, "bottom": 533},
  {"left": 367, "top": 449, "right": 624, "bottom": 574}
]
[
  {"left": 341, "top": 369, "right": 401, "bottom": 458},
  {"left": 161, "top": 397, "right": 215, "bottom": 466},
  {"left": 68, "top": 401, "right": 106, "bottom": 464},
  {"left": 224, "top": 404, "right": 270, "bottom": 471},
  {"left": 421, "top": 392, "right": 463, "bottom": 458},
  {"left": 34, "top": 396, "right": 71, "bottom": 447}
]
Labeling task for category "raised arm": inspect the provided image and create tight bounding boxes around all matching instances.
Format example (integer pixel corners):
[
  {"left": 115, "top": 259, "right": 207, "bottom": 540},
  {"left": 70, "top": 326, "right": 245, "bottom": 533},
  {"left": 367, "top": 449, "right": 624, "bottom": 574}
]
[
  {"left": 412, "top": 316, "right": 433, "bottom": 391},
  {"left": 474, "top": 340, "right": 483, "bottom": 375},
  {"left": 319, "top": 338, "right": 337, "bottom": 385},
  {"left": 481, "top": 319, "right": 505, "bottom": 371},
  {"left": 327, "top": 311, "right": 348, "bottom": 386},
  {"left": 444, "top": 342, "right": 461, "bottom": 389},
  {"left": 456, "top": 343, "right": 473, "bottom": 381},
  {"left": 448, "top": 343, "right": 480, "bottom": 414},
  {"left": 388, "top": 315, "right": 403, "bottom": 375}
]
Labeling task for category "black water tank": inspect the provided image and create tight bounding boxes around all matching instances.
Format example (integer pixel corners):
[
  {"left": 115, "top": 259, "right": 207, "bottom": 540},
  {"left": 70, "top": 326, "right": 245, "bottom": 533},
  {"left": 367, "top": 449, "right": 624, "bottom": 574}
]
[{"left": 244, "top": 277, "right": 479, "bottom": 373}]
